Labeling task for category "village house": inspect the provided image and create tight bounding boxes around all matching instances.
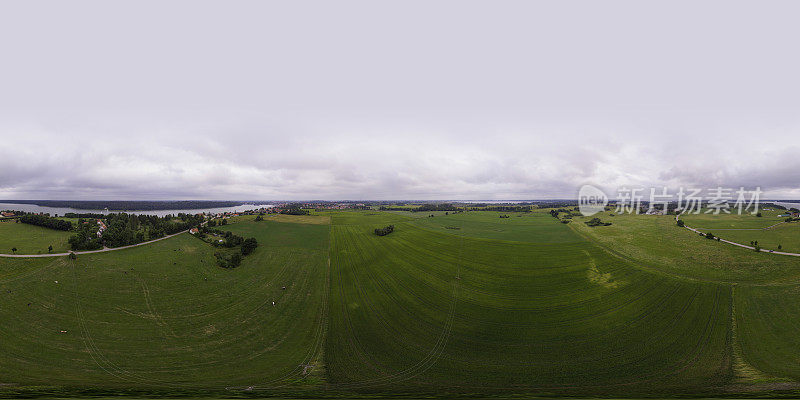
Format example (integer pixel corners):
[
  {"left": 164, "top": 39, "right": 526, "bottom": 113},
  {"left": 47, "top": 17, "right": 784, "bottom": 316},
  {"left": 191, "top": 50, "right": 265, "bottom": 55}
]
[{"left": 96, "top": 219, "right": 107, "bottom": 237}]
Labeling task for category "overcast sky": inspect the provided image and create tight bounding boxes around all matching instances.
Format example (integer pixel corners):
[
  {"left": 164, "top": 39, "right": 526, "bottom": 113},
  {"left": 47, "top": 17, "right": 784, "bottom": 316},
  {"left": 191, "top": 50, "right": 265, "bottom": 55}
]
[{"left": 2, "top": 0, "right": 800, "bottom": 200}]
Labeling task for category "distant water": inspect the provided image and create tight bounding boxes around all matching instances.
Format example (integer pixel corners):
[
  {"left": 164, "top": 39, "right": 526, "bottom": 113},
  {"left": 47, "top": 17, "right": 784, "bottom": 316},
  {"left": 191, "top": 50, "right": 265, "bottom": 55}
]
[
  {"left": 0, "top": 202, "right": 274, "bottom": 217},
  {"left": 772, "top": 201, "right": 800, "bottom": 210}
]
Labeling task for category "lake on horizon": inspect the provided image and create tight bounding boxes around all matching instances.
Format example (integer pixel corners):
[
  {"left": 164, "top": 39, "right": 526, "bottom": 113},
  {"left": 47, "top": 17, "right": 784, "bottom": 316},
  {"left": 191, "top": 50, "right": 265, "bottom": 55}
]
[{"left": 0, "top": 202, "right": 275, "bottom": 218}]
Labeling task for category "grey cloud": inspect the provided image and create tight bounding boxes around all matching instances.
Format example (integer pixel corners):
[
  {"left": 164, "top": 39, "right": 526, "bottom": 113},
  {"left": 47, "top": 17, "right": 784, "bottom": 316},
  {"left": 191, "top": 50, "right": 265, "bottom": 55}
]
[{"left": 3, "top": 1, "right": 800, "bottom": 199}]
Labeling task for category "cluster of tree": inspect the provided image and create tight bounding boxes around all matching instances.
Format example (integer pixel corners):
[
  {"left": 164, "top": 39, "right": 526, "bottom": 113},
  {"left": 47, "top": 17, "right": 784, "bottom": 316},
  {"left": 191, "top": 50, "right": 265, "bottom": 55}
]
[
  {"left": 63, "top": 212, "right": 106, "bottom": 219},
  {"left": 374, "top": 225, "right": 395, "bottom": 236},
  {"left": 378, "top": 206, "right": 410, "bottom": 211},
  {"left": 68, "top": 223, "right": 103, "bottom": 251},
  {"left": 215, "top": 252, "right": 242, "bottom": 269},
  {"left": 499, "top": 214, "right": 510, "bottom": 218},
  {"left": 280, "top": 204, "right": 310, "bottom": 215},
  {"left": 535, "top": 201, "right": 577, "bottom": 209},
  {"left": 241, "top": 237, "right": 259, "bottom": 255},
  {"left": 195, "top": 227, "right": 258, "bottom": 268},
  {"left": 585, "top": 217, "right": 612, "bottom": 227},
  {"left": 19, "top": 214, "right": 72, "bottom": 231},
  {"left": 207, "top": 219, "right": 228, "bottom": 227},
  {"left": 254, "top": 213, "right": 265, "bottom": 221},
  {"left": 414, "top": 204, "right": 461, "bottom": 212},
  {"left": 198, "top": 226, "right": 258, "bottom": 255},
  {"left": 470, "top": 206, "right": 533, "bottom": 212},
  {"left": 200, "top": 227, "right": 244, "bottom": 247},
  {"left": 550, "top": 209, "right": 577, "bottom": 222}
]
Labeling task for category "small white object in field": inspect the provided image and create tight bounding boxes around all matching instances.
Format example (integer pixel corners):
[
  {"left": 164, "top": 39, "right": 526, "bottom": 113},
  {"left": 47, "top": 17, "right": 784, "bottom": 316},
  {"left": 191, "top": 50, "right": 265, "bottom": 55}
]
[
  {"left": 54, "top": 281, "right": 58, "bottom": 284},
  {"left": 272, "top": 301, "right": 275, "bottom": 306},
  {"left": 59, "top": 330, "right": 67, "bottom": 333}
]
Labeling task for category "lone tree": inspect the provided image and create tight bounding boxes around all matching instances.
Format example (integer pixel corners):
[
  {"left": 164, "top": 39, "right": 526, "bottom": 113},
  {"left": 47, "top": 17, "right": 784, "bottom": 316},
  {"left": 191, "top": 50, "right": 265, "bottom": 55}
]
[
  {"left": 11, "top": 247, "right": 17, "bottom": 254},
  {"left": 48, "top": 245, "right": 53, "bottom": 253},
  {"left": 69, "top": 252, "right": 77, "bottom": 260},
  {"left": 241, "top": 237, "right": 258, "bottom": 255},
  {"left": 779, "top": 244, "right": 783, "bottom": 250},
  {"left": 676, "top": 219, "right": 685, "bottom": 227}
]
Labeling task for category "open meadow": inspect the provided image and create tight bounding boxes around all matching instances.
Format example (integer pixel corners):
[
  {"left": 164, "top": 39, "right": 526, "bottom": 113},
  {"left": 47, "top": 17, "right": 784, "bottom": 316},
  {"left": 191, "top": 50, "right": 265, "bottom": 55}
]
[
  {"left": 0, "top": 220, "right": 72, "bottom": 255},
  {"left": 0, "top": 217, "right": 329, "bottom": 392},
  {"left": 3, "top": 209, "right": 800, "bottom": 398}
]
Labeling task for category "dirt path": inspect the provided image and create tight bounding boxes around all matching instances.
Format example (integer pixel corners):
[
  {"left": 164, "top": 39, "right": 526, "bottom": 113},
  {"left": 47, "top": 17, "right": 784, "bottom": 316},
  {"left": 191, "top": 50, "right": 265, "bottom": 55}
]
[
  {"left": 677, "top": 214, "right": 800, "bottom": 257},
  {"left": 0, "top": 229, "right": 190, "bottom": 258}
]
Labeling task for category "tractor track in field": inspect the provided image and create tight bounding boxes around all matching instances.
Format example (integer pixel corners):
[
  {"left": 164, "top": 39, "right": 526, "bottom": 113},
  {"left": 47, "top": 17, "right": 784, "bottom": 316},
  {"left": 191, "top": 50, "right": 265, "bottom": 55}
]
[{"left": 327, "top": 225, "right": 461, "bottom": 390}]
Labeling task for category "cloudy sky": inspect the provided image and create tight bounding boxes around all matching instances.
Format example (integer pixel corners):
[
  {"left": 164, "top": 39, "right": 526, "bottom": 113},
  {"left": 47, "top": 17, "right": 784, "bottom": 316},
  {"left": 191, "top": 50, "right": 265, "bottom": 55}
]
[{"left": 2, "top": 0, "right": 800, "bottom": 200}]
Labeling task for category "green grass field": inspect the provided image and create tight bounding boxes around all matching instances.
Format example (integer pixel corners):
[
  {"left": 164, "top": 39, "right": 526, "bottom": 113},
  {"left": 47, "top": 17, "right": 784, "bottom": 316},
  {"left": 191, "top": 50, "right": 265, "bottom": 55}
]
[
  {"left": 713, "top": 222, "right": 800, "bottom": 254},
  {"left": 411, "top": 210, "right": 584, "bottom": 243},
  {"left": 0, "top": 220, "right": 73, "bottom": 254},
  {"left": 681, "top": 208, "right": 784, "bottom": 230},
  {"left": 4, "top": 210, "right": 800, "bottom": 398},
  {"left": 0, "top": 218, "right": 329, "bottom": 390}
]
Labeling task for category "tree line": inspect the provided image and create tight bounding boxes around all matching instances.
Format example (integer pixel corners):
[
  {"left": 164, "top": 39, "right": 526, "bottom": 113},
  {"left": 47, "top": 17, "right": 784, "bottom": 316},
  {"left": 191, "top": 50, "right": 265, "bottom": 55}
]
[
  {"left": 68, "top": 213, "right": 205, "bottom": 250},
  {"left": 19, "top": 214, "right": 72, "bottom": 231}
]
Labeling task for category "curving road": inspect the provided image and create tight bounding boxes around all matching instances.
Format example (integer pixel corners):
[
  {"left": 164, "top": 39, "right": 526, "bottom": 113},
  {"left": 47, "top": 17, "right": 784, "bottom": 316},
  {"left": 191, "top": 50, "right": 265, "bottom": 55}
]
[
  {"left": 0, "top": 229, "right": 190, "bottom": 258},
  {"left": 677, "top": 213, "right": 800, "bottom": 257}
]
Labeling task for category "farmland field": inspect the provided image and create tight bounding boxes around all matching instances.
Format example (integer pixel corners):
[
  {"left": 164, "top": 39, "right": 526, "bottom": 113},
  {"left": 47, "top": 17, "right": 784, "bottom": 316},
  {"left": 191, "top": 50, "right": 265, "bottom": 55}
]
[
  {"left": 0, "top": 218, "right": 329, "bottom": 390},
  {"left": 4, "top": 210, "right": 800, "bottom": 398},
  {"left": 326, "top": 218, "right": 730, "bottom": 394},
  {"left": 711, "top": 222, "right": 800, "bottom": 254},
  {"left": 411, "top": 210, "right": 583, "bottom": 243},
  {"left": 0, "top": 220, "right": 72, "bottom": 255}
]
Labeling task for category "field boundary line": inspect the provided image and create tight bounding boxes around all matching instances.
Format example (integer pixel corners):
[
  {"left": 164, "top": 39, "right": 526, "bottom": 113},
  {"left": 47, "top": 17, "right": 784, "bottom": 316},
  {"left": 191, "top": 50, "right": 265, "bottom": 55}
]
[
  {"left": 0, "top": 229, "right": 191, "bottom": 258},
  {"left": 677, "top": 214, "right": 800, "bottom": 257}
]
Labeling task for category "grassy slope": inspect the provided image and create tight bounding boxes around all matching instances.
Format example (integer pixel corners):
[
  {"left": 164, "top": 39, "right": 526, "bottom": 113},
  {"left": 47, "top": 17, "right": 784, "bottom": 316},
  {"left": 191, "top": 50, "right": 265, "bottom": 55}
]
[
  {"left": 572, "top": 211, "right": 800, "bottom": 389},
  {"left": 681, "top": 208, "right": 784, "bottom": 230},
  {"left": 680, "top": 209, "right": 800, "bottom": 253},
  {"left": 0, "top": 219, "right": 329, "bottom": 389},
  {"left": 326, "top": 212, "right": 731, "bottom": 395},
  {"left": 735, "top": 285, "right": 800, "bottom": 381},
  {"left": 570, "top": 212, "right": 800, "bottom": 285},
  {"left": 0, "top": 220, "right": 72, "bottom": 254},
  {"left": 710, "top": 222, "right": 800, "bottom": 254}
]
